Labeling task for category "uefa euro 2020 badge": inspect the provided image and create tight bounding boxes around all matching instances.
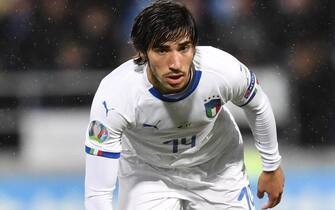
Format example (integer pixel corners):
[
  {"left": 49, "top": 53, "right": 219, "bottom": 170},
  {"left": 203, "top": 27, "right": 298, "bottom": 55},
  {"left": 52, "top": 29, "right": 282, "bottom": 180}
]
[{"left": 88, "top": 120, "right": 109, "bottom": 144}]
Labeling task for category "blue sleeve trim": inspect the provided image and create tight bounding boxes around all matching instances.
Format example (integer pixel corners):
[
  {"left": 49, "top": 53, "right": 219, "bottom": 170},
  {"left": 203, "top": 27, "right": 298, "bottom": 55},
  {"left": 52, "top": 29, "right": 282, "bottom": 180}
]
[
  {"left": 239, "top": 69, "right": 258, "bottom": 107},
  {"left": 239, "top": 90, "right": 257, "bottom": 107},
  {"left": 243, "top": 70, "right": 256, "bottom": 99},
  {"left": 85, "top": 146, "right": 120, "bottom": 159}
]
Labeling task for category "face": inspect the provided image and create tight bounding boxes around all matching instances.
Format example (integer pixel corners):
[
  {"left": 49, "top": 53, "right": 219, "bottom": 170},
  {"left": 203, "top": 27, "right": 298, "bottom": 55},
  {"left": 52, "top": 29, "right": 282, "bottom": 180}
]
[{"left": 146, "top": 37, "right": 195, "bottom": 94}]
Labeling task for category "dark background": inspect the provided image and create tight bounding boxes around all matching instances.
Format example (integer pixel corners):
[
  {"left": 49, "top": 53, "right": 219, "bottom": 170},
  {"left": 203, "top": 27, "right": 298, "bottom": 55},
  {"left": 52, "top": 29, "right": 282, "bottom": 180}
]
[{"left": 0, "top": 0, "right": 334, "bottom": 153}]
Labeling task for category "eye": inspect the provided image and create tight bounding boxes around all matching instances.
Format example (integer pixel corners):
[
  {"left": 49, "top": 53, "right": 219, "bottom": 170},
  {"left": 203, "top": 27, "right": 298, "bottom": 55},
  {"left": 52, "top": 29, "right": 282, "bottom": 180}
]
[
  {"left": 179, "top": 44, "right": 191, "bottom": 52},
  {"left": 158, "top": 49, "right": 167, "bottom": 54},
  {"left": 154, "top": 47, "right": 168, "bottom": 55}
]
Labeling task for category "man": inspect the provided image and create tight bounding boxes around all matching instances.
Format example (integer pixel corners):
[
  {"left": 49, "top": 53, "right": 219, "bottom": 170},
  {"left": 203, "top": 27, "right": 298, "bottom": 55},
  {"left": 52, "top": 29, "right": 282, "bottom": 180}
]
[{"left": 85, "top": 1, "right": 284, "bottom": 210}]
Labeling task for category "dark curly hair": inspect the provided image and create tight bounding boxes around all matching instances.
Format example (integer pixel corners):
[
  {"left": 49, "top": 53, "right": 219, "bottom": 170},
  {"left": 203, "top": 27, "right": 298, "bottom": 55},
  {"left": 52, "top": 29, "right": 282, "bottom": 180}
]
[{"left": 131, "top": 0, "right": 198, "bottom": 65}]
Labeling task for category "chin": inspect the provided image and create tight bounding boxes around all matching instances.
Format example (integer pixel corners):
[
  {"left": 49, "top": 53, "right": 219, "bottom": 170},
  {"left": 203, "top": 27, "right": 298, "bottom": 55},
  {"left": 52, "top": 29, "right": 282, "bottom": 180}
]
[
  {"left": 168, "top": 86, "right": 185, "bottom": 93},
  {"left": 160, "top": 81, "right": 187, "bottom": 94}
]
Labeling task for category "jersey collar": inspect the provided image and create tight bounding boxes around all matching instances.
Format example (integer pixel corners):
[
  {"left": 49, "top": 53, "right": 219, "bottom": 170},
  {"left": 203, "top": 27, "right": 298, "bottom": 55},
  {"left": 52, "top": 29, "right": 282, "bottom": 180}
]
[{"left": 148, "top": 69, "right": 202, "bottom": 102}]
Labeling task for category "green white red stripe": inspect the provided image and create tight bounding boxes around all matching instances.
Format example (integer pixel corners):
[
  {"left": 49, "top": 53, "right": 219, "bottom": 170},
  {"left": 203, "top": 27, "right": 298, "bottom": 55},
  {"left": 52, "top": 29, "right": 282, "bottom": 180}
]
[{"left": 85, "top": 146, "right": 120, "bottom": 159}]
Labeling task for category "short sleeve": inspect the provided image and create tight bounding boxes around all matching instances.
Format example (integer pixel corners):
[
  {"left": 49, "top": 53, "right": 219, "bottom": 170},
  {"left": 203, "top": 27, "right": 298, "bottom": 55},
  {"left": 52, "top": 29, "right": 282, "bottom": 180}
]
[{"left": 85, "top": 82, "right": 128, "bottom": 158}]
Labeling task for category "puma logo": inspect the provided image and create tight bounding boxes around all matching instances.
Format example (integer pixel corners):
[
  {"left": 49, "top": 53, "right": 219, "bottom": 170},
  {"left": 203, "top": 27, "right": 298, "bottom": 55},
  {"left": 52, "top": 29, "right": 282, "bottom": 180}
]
[
  {"left": 102, "top": 101, "right": 114, "bottom": 116},
  {"left": 143, "top": 120, "right": 161, "bottom": 130}
]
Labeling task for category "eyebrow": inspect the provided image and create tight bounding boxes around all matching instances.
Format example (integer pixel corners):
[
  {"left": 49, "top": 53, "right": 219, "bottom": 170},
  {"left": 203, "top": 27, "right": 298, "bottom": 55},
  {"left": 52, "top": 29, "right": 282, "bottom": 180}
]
[
  {"left": 155, "top": 40, "right": 192, "bottom": 49},
  {"left": 178, "top": 40, "right": 192, "bottom": 47}
]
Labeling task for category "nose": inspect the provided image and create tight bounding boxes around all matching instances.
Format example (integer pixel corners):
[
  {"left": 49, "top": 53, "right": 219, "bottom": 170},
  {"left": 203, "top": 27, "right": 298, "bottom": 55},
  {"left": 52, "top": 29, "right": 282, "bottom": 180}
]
[{"left": 168, "top": 51, "right": 181, "bottom": 70}]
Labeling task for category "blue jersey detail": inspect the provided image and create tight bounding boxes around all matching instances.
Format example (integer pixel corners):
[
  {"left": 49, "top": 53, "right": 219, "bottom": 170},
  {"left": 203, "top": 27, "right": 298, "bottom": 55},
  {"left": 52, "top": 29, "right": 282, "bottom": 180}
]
[
  {"left": 149, "top": 70, "right": 202, "bottom": 102},
  {"left": 244, "top": 71, "right": 256, "bottom": 99},
  {"left": 102, "top": 101, "right": 114, "bottom": 116},
  {"left": 239, "top": 90, "right": 257, "bottom": 107},
  {"left": 85, "top": 146, "right": 120, "bottom": 159},
  {"left": 240, "top": 70, "right": 257, "bottom": 107},
  {"left": 238, "top": 185, "right": 254, "bottom": 210}
]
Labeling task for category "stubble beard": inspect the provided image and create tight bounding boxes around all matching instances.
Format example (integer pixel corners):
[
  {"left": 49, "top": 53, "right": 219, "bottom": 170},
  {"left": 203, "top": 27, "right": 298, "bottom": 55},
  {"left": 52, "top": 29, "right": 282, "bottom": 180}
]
[{"left": 147, "top": 62, "right": 193, "bottom": 94}]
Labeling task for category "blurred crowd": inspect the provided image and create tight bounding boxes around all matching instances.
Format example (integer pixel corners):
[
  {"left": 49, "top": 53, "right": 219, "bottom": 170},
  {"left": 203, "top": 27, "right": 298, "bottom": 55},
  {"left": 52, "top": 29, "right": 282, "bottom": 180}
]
[{"left": 0, "top": 0, "right": 334, "bottom": 146}]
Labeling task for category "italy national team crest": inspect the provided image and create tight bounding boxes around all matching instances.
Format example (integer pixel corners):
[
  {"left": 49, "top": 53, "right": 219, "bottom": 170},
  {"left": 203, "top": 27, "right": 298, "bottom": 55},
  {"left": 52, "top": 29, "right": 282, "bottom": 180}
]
[{"left": 204, "top": 97, "right": 223, "bottom": 118}]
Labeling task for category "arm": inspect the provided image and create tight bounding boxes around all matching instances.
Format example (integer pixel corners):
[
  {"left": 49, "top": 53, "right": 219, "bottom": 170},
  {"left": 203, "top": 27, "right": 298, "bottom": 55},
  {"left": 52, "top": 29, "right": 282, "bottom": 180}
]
[
  {"left": 210, "top": 50, "right": 284, "bottom": 209},
  {"left": 85, "top": 82, "right": 128, "bottom": 210},
  {"left": 84, "top": 111, "right": 126, "bottom": 210},
  {"left": 85, "top": 155, "right": 119, "bottom": 210},
  {"left": 242, "top": 86, "right": 284, "bottom": 209}
]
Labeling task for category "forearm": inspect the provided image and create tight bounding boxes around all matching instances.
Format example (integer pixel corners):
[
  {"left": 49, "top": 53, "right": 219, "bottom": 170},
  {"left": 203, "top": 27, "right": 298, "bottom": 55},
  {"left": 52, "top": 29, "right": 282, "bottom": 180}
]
[
  {"left": 243, "top": 88, "right": 281, "bottom": 171},
  {"left": 85, "top": 154, "right": 119, "bottom": 210}
]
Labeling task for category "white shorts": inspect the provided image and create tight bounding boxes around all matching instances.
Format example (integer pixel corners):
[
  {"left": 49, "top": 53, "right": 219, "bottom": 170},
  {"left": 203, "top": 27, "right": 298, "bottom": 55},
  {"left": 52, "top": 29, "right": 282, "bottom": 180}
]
[{"left": 117, "top": 154, "right": 255, "bottom": 210}]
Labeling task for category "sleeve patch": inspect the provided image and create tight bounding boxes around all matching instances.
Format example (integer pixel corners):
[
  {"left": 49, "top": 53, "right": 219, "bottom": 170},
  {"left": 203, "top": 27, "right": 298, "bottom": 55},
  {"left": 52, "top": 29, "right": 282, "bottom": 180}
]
[
  {"left": 239, "top": 68, "right": 259, "bottom": 107},
  {"left": 88, "top": 120, "right": 109, "bottom": 144},
  {"left": 244, "top": 71, "right": 256, "bottom": 99}
]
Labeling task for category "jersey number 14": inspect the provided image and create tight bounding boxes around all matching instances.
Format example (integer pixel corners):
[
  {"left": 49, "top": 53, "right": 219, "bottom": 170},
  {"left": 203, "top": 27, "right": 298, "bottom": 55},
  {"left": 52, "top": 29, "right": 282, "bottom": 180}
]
[{"left": 163, "top": 135, "right": 196, "bottom": 153}]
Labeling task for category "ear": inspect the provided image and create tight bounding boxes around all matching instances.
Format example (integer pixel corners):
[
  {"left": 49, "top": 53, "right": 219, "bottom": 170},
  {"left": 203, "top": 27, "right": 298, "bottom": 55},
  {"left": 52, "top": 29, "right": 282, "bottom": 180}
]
[
  {"left": 140, "top": 52, "right": 149, "bottom": 63},
  {"left": 133, "top": 52, "right": 148, "bottom": 65},
  {"left": 139, "top": 52, "right": 147, "bottom": 60}
]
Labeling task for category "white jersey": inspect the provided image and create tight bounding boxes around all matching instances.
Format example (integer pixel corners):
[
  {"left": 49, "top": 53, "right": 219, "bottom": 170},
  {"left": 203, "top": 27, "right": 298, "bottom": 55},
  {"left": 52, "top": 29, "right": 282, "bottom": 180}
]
[{"left": 85, "top": 46, "right": 280, "bottom": 172}]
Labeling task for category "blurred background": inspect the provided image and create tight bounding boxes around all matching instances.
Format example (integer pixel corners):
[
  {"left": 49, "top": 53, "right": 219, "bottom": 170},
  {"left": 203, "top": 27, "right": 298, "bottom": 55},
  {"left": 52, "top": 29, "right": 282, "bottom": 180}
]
[{"left": 0, "top": 0, "right": 334, "bottom": 209}]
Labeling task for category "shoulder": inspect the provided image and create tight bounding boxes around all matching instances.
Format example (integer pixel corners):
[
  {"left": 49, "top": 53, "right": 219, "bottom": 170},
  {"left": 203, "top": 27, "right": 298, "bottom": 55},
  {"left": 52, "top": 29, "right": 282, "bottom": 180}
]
[
  {"left": 91, "top": 59, "right": 144, "bottom": 118},
  {"left": 194, "top": 46, "right": 241, "bottom": 75},
  {"left": 194, "top": 46, "right": 240, "bottom": 68},
  {"left": 98, "top": 59, "right": 145, "bottom": 92},
  {"left": 194, "top": 46, "right": 243, "bottom": 80}
]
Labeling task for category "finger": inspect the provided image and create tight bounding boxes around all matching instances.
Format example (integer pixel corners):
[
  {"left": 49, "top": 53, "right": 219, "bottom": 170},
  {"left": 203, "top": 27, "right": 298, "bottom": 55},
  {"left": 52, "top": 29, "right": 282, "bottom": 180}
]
[
  {"left": 262, "top": 193, "right": 282, "bottom": 210},
  {"left": 262, "top": 199, "right": 276, "bottom": 210},
  {"left": 274, "top": 192, "right": 283, "bottom": 206},
  {"left": 257, "top": 190, "right": 264, "bottom": 199},
  {"left": 272, "top": 192, "right": 283, "bottom": 206}
]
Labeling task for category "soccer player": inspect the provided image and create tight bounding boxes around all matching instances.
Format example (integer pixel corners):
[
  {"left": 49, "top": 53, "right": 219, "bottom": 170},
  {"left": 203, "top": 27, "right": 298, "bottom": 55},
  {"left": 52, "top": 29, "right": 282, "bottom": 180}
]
[{"left": 85, "top": 1, "right": 284, "bottom": 210}]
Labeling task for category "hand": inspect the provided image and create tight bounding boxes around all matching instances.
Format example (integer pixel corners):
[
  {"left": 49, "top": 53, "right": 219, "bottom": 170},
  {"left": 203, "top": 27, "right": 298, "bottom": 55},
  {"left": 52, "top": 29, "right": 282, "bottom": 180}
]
[{"left": 257, "top": 166, "right": 284, "bottom": 209}]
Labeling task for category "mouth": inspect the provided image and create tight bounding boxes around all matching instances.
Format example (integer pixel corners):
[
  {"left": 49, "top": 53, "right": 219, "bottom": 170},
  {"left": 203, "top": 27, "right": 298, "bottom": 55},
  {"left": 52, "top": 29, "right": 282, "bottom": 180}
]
[{"left": 165, "top": 74, "right": 184, "bottom": 86}]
